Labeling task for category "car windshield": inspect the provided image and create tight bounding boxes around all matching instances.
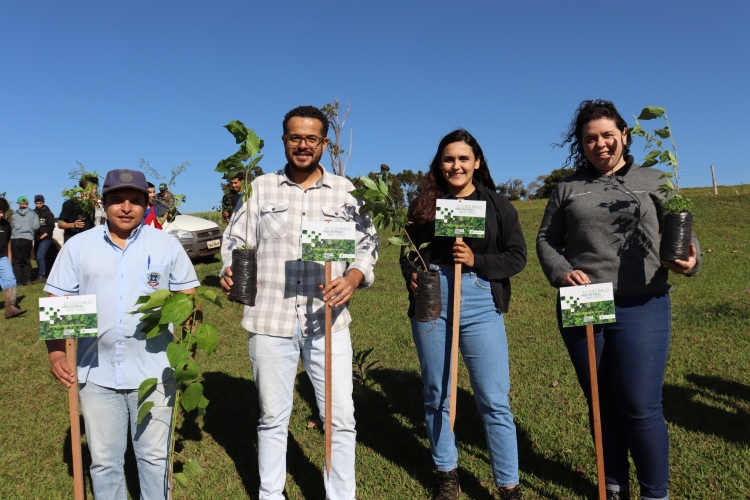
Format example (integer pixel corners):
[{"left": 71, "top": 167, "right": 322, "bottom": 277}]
[{"left": 152, "top": 200, "right": 179, "bottom": 218}]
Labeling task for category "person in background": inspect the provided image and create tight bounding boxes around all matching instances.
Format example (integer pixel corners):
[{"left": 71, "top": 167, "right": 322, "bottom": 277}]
[
  {"left": 33, "top": 195, "right": 55, "bottom": 284},
  {"left": 58, "top": 174, "right": 98, "bottom": 242},
  {"left": 143, "top": 182, "right": 163, "bottom": 229},
  {"left": 401, "top": 129, "right": 526, "bottom": 500},
  {"left": 10, "top": 196, "right": 39, "bottom": 286},
  {"left": 156, "top": 183, "right": 175, "bottom": 208},
  {"left": 536, "top": 99, "right": 700, "bottom": 500},
  {"left": 221, "top": 171, "right": 245, "bottom": 223},
  {"left": 0, "top": 197, "right": 26, "bottom": 318},
  {"left": 45, "top": 168, "right": 199, "bottom": 499}
]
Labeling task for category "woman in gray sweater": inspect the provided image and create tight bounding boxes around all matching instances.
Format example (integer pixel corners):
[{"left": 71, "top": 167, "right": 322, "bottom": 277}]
[{"left": 536, "top": 100, "right": 699, "bottom": 500}]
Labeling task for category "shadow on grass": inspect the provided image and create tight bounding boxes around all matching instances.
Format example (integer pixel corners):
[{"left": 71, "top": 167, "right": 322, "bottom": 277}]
[
  {"left": 201, "top": 371, "right": 324, "bottom": 500},
  {"left": 62, "top": 415, "right": 141, "bottom": 498},
  {"left": 663, "top": 374, "right": 750, "bottom": 445},
  {"left": 201, "top": 274, "right": 222, "bottom": 289}
]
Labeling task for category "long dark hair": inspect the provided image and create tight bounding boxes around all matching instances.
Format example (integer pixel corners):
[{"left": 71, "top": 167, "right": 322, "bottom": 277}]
[
  {"left": 555, "top": 99, "right": 631, "bottom": 171},
  {"left": 409, "top": 129, "right": 495, "bottom": 226}
]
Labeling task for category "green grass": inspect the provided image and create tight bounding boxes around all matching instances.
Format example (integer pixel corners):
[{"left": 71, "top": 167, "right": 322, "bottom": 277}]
[{"left": 1, "top": 187, "right": 748, "bottom": 499}]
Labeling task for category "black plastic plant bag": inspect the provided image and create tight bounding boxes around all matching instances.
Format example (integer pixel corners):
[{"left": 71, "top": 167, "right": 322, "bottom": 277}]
[
  {"left": 660, "top": 211, "right": 693, "bottom": 261},
  {"left": 229, "top": 248, "right": 258, "bottom": 306},
  {"left": 415, "top": 270, "right": 441, "bottom": 322}
]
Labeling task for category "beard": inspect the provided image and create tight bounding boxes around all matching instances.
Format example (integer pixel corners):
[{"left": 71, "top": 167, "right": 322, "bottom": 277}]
[{"left": 285, "top": 149, "right": 321, "bottom": 174}]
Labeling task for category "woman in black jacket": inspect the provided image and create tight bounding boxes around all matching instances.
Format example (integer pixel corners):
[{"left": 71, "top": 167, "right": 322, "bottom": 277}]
[{"left": 401, "top": 129, "right": 527, "bottom": 500}]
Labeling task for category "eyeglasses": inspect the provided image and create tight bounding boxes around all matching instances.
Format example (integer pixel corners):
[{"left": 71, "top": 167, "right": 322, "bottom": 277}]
[{"left": 285, "top": 134, "right": 325, "bottom": 147}]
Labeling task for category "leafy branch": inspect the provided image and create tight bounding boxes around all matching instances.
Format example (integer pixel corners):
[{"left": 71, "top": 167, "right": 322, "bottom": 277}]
[
  {"left": 352, "top": 348, "right": 381, "bottom": 399},
  {"left": 214, "top": 120, "right": 264, "bottom": 248},
  {"left": 350, "top": 164, "right": 429, "bottom": 271},
  {"left": 61, "top": 162, "right": 100, "bottom": 217},
  {"left": 130, "top": 288, "right": 222, "bottom": 491},
  {"left": 630, "top": 106, "right": 693, "bottom": 213}
]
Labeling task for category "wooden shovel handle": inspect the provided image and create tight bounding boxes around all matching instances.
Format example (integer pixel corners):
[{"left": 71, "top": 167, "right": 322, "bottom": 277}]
[
  {"left": 586, "top": 324, "right": 606, "bottom": 500},
  {"left": 449, "top": 237, "right": 462, "bottom": 432},
  {"left": 66, "top": 339, "right": 84, "bottom": 500},
  {"left": 324, "top": 262, "right": 333, "bottom": 477}
]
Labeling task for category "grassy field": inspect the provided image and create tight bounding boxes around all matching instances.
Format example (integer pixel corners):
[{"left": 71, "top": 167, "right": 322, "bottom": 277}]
[{"left": 1, "top": 186, "right": 748, "bottom": 499}]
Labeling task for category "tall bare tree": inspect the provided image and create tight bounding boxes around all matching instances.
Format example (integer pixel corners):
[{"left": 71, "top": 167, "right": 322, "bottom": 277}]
[{"left": 321, "top": 97, "right": 352, "bottom": 176}]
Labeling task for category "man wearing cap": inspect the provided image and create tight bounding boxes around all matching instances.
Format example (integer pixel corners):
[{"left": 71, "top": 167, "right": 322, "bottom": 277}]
[
  {"left": 33, "top": 195, "right": 55, "bottom": 284},
  {"left": 221, "top": 171, "right": 245, "bottom": 223},
  {"left": 219, "top": 105, "right": 378, "bottom": 500},
  {"left": 9, "top": 196, "right": 39, "bottom": 286},
  {"left": 0, "top": 197, "right": 27, "bottom": 318},
  {"left": 45, "top": 168, "right": 199, "bottom": 500},
  {"left": 156, "top": 183, "right": 175, "bottom": 209},
  {"left": 58, "top": 174, "right": 99, "bottom": 242}
]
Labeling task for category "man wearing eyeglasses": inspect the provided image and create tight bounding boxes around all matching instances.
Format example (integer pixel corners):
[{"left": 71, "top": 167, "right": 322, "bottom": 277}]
[{"left": 220, "top": 105, "right": 378, "bottom": 500}]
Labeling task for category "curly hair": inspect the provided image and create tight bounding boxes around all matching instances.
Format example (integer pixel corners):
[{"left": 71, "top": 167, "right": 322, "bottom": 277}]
[
  {"left": 282, "top": 105, "right": 329, "bottom": 137},
  {"left": 409, "top": 129, "right": 496, "bottom": 226},
  {"left": 555, "top": 99, "right": 631, "bottom": 170},
  {"left": 0, "top": 197, "right": 9, "bottom": 212}
]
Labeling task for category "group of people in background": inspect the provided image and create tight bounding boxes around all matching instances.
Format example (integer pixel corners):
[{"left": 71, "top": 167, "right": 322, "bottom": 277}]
[{"left": 38, "top": 100, "right": 699, "bottom": 500}]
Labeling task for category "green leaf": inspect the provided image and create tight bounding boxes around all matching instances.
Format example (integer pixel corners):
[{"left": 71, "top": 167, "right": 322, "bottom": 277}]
[
  {"left": 181, "top": 382, "right": 204, "bottom": 412},
  {"left": 173, "top": 472, "right": 188, "bottom": 488},
  {"left": 245, "top": 129, "right": 262, "bottom": 156},
  {"left": 418, "top": 242, "right": 431, "bottom": 250},
  {"left": 388, "top": 236, "right": 405, "bottom": 246},
  {"left": 135, "top": 295, "right": 150, "bottom": 305},
  {"left": 183, "top": 459, "right": 203, "bottom": 478},
  {"left": 637, "top": 106, "right": 666, "bottom": 120},
  {"left": 136, "top": 401, "right": 154, "bottom": 424},
  {"left": 136, "top": 289, "right": 173, "bottom": 312},
  {"left": 249, "top": 154, "right": 264, "bottom": 168},
  {"left": 174, "top": 359, "right": 199, "bottom": 383},
  {"left": 196, "top": 288, "right": 222, "bottom": 307},
  {"left": 664, "top": 178, "right": 675, "bottom": 191},
  {"left": 654, "top": 127, "right": 671, "bottom": 139},
  {"left": 359, "top": 176, "right": 378, "bottom": 191},
  {"left": 659, "top": 151, "right": 672, "bottom": 165},
  {"left": 197, "top": 395, "right": 209, "bottom": 416},
  {"left": 667, "top": 150, "right": 678, "bottom": 167},
  {"left": 196, "top": 323, "right": 219, "bottom": 355},
  {"left": 167, "top": 342, "right": 191, "bottom": 369},
  {"left": 159, "top": 293, "right": 194, "bottom": 325},
  {"left": 224, "top": 120, "right": 249, "bottom": 144},
  {"left": 144, "top": 320, "right": 166, "bottom": 339},
  {"left": 138, "top": 378, "right": 158, "bottom": 405},
  {"left": 376, "top": 177, "right": 389, "bottom": 196},
  {"left": 641, "top": 149, "right": 660, "bottom": 168}
]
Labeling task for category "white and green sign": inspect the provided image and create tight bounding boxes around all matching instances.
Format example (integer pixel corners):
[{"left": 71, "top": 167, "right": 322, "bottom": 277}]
[
  {"left": 39, "top": 295, "right": 99, "bottom": 340},
  {"left": 435, "top": 199, "right": 486, "bottom": 237},
  {"left": 559, "top": 283, "right": 616, "bottom": 327},
  {"left": 301, "top": 221, "right": 356, "bottom": 262}
]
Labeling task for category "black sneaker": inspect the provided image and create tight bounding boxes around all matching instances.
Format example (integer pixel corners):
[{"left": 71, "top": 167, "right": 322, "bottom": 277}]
[
  {"left": 606, "top": 491, "right": 627, "bottom": 500},
  {"left": 497, "top": 485, "right": 522, "bottom": 500},
  {"left": 433, "top": 469, "right": 461, "bottom": 500}
]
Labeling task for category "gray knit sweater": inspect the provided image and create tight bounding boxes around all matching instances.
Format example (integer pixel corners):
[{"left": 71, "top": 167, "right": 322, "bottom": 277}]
[{"left": 536, "top": 157, "right": 700, "bottom": 297}]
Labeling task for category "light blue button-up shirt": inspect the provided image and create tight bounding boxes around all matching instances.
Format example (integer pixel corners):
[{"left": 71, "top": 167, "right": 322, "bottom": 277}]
[{"left": 45, "top": 223, "right": 199, "bottom": 389}]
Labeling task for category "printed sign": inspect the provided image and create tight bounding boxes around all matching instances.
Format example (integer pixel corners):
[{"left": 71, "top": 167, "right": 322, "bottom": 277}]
[
  {"left": 39, "top": 295, "right": 99, "bottom": 340},
  {"left": 301, "top": 221, "right": 356, "bottom": 262},
  {"left": 434, "top": 199, "right": 487, "bottom": 237},
  {"left": 559, "top": 283, "right": 616, "bottom": 327}
]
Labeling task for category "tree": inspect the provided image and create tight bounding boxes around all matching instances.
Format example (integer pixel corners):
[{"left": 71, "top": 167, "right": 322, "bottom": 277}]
[
  {"left": 496, "top": 178, "right": 527, "bottom": 201},
  {"left": 351, "top": 165, "right": 406, "bottom": 209},
  {"left": 321, "top": 97, "right": 352, "bottom": 176},
  {"left": 526, "top": 175, "right": 547, "bottom": 200},
  {"left": 535, "top": 167, "right": 575, "bottom": 199},
  {"left": 395, "top": 169, "right": 426, "bottom": 206}
]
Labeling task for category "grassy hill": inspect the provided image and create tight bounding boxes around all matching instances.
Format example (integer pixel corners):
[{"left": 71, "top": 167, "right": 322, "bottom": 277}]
[{"left": 1, "top": 186, "right": 748, "bottom": 499}]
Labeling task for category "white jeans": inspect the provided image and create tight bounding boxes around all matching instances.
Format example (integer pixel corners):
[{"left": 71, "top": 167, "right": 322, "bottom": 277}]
[{"left": 249, "top": 325, "right": 356, "bottom": 500}]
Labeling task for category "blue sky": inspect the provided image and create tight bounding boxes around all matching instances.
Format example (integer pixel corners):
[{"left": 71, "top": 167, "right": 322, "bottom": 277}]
[{"left": 2, "top": 1, "right": 748, "bottom": 213}]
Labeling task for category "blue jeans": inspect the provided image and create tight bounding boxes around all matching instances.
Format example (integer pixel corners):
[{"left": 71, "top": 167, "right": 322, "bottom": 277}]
[
  {"left": 0, "top": 256, "right": 16, "bottom": 289},
  {"left": 558, "top": 294, "right": 671, "bottom": 500},
  {"left": 248, "top": 324, "right": 356, "bottom": 500},
  {"left": 79, "top": 381, "right": 175, "bottom": 500},
  {"left": 35, "top": 238, "right": 52, "bottom": 278},
  {"left": 411, "top": 267, "right": 519, "bottom": 487}
]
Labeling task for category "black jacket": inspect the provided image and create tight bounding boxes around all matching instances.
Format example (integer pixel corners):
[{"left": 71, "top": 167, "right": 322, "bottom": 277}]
[
  {"left": 400, "top": 182, "right": 527, "bottom": 315},
  {"left": 35, "top": 205, "right": 55, "bottom": 240}
]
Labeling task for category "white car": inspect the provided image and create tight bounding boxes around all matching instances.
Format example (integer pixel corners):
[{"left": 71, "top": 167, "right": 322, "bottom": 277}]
[{"left": 52, "top": 201, "right": 222, "bottom": 260}]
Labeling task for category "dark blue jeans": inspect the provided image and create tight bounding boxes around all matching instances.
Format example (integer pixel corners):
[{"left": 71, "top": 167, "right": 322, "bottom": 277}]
[
  {"left": 558, "top": 293, "right": 671, "bottom": 499},
  {"left": 35, "top": 238, "right": 52, "bottom": 278}
]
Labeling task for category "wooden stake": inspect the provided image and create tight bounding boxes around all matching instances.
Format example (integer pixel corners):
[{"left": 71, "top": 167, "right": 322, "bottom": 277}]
[
  {"left": 449, "top": 237, "right": 462, "bottom": 432},
  {"left": 66, "top": 338, "right": 85, "bottom": 500},
  {"left": 324, "top": 261, "right": 333, "bottom": 477},
  {"left": 585, "top": 324, "right": 606, "bottom": 500},
  {"left": 711, "top": 165, "right": 718, "bottom": 196}
]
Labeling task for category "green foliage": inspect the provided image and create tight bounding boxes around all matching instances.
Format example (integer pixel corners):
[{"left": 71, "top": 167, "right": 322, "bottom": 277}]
[
  {"left": 350, "top": 164, "right": 429, "bottom": 270},
  {"left": 215, "top": 119, "right": 264, "bottom": 248},
  {"left": 61, "top": 162, "right": 101, "bottom": 217},
  {"left": 138, "top": 158, "right": 190, "bottom": 223},
  {"left": 352, "top": 347, "right": 381, "bottom": 399},
  {"left": 535, "top": 167, "right": 575, "bottom": 199},
  {"left": 496, "top": 178, "right": 528, "bottom": 201},
  {"left": 131, "top": 288, "right": 222, "bottom": 490},
  {"left": 630, "top": 105, "right": 694, "bottom": 213}
]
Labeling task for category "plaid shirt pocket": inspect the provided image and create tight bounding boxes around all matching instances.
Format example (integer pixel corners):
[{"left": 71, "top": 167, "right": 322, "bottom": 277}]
[{"left": 259, "top": 201, "right": 289, "bottom": 239}]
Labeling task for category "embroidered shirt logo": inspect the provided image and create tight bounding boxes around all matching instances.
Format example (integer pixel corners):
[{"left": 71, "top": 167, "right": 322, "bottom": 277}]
[{"left": 145, "top": 271, "right": 162, "bottom": 288}]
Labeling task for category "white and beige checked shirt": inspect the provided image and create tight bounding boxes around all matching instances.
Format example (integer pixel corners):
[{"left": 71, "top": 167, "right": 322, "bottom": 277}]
[{"left": 221, "top": 166, "right": 378, "bottom": 337}]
